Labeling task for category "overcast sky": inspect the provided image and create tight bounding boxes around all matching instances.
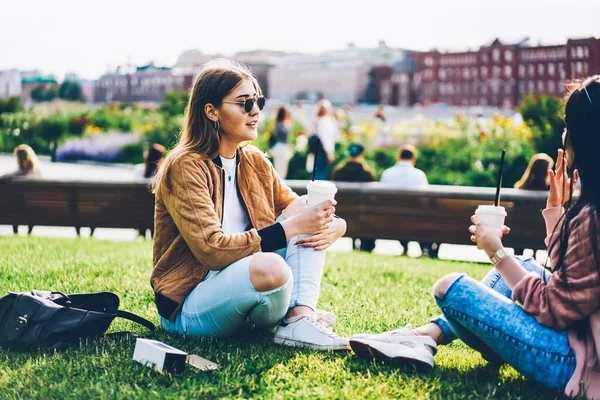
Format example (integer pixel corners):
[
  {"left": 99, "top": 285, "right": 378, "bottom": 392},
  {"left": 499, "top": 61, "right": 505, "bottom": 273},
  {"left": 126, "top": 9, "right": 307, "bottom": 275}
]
[{"left": 1, "top": 0, "right": 598, "bottom": 80}]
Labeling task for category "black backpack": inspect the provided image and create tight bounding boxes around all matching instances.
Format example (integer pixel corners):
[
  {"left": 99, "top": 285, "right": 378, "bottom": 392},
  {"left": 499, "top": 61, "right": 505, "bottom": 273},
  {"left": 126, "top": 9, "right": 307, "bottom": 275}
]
[{"left": 0, "top": 290, "right": 155, "bottom": 351}]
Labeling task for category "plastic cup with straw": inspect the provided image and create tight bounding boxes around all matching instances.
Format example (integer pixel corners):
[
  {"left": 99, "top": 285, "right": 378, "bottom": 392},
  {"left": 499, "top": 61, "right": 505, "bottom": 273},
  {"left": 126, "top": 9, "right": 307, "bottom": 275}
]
[
  {"left": 306, "top": 144, "right": 337, "bottom": 206},
  {"left": 475, "top": 150, "right": 507, "bottom": 228}
]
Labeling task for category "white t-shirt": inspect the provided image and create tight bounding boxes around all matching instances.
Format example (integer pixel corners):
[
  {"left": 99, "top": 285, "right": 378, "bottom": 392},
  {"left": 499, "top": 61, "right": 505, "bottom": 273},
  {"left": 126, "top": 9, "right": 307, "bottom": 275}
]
[
  {"left": 380, "top": 161, "right": 429, "bottom": 188},
  {"left": 204, "top": 154, "right": 250, "bottom": 281}
]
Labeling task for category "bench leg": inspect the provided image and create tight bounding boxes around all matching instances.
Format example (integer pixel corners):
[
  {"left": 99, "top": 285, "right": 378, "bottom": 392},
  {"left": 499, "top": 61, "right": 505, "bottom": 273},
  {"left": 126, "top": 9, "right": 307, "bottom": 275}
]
[
  {"left": 12, "top": 225, "right": 18, "bottom": 235},
  {"left": 27, "top": 225, "right": 34, "bottom": 235},
  {"left": 75, "top": 227, "right": 81, "bottom": 237},
  {"left": 90, "top": 227, "right": 95, "bottom": 237}
]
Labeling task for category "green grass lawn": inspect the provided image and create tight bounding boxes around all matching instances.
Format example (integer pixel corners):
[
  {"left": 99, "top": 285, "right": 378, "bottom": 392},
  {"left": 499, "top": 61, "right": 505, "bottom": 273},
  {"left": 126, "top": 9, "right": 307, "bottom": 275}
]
[{"left": 0, "top": 236, "right": 565, "bottom": 399}]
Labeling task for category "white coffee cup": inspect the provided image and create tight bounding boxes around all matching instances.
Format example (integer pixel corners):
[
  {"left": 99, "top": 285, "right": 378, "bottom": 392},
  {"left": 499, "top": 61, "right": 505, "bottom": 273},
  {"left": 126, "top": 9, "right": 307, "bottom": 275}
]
[
  {"left": 306, "top": 181, "right": 337, "bottom": 206},
  {"left": 475, "top": 205, "right": 507, "bottom": 228}
]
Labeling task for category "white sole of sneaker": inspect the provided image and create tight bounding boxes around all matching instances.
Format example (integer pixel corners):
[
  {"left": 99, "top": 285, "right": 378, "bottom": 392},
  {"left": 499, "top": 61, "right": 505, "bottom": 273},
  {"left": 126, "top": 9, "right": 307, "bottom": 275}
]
[
  {"left": 274, "top": 336, "right": 351, "bottom": 351},
  {"left": 349, "top": 339, "right": 434, "bottom": 371}
]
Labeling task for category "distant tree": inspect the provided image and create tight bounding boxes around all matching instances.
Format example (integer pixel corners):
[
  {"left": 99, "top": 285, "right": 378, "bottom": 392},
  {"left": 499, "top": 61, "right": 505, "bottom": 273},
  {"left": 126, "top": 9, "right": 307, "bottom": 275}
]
[
  {"left": 30, "top": 86, "right": 46, "bottom": 102},
  {"left": 59, "top": 81, "right": 83, "bottom": 101},
  {"left": 44, "top": 86, "right": 58, "bottom": 101},
  {"left": 31, "top": 85, "right": 58, "bottom": 102},
  {"left": 519, "top": 94, "right": 564, "bottom": 157}
]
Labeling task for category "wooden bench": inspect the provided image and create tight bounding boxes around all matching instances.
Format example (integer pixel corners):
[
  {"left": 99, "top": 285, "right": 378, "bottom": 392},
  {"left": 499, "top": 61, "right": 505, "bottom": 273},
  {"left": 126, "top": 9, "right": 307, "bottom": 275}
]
[
  {"left": 0, "top": 179, "right": 549, "bottom": 249},
  {"left": 287, "top": 181, "right": 548, "bottom": 250},
  {"left": 0, "top": 179, "right": 155, "bottom": 235}
]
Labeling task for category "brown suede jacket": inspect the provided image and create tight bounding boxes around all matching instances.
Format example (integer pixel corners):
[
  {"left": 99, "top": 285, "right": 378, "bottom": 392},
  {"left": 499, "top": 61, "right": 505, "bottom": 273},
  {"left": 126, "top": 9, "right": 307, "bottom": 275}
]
[{"left": 151, "top": 145, "right": 298, "bottom": 320}]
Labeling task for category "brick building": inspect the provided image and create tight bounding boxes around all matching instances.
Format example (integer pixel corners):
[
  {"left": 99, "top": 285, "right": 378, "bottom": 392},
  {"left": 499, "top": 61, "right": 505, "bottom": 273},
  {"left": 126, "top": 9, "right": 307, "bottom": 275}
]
[
  {"left": 94, "top": 63, "right": 186, "bottom": 103},
  {"left": 410, "top": 37, "right": 600, "bottom": 107}
]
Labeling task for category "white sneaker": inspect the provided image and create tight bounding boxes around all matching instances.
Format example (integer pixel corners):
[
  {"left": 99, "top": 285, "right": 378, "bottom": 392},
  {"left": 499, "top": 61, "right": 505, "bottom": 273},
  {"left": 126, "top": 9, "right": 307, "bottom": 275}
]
[
  {"left": 314, "top": 309, "right": 336, "bottom": 331},
  {"left": 350, "top": 325, "right": 437, "bottom": 370},
  {"left": 274, "top": 314, "right": 351, "bottom": 351}
]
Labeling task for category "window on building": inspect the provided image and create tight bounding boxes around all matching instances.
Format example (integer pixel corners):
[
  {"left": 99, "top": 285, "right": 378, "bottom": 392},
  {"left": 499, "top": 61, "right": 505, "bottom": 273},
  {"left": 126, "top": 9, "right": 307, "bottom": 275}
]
[
  {"left": 519, "top": 81, "right": 525, "bottom": 94},
  {"left": 576, "top": 62, "right": 583, "bottom": 75},
  {"left": 493, "top": 49, "right": 500, "bottom": 63},
  {"left": 482, "top": 85, "right": 488, "bottom": 94},
  {"left": 538, "top": 80, "right": 544, "bottom": 92},
  {"left": 528, "top": 64, "right": 535, "bottom": 77},
  {"left": 584, "top": 46, "right": 589, "bottom": 58},
  {"left": 493, "top": 66, "right": 501, "bottom": 77},
  {"left": 504, "top": 65, "right": 512, "bottom": 78},
  {"left": 481, "top": 66, "right": 488, "bottom": 77},
  {"left": 482, "top": 53, "right": 489, "bottom": 63},
  {"left": 505, "top": 84, "right": 511, "bottom": 94},
  {"left": 548, "top": 63, "right": 555, "bottom": 76},
  {"left": 583, "top": 62, "right": 589, "bottom": 75},
  {"left": 528, "top": 81, "right": 534, "bottom": 93},
  {"left": 463, "top": 67, "right": 470, "bottom": 79},
  {"left": 425, "top": 57, "right": 433, "bottom": 67},
  {"left": 471, "top": 67, "right": 477, "bottom": 78},
  {"left": 538, "top": 64, "right": 544, "bottom": 76},
  {"left": 439, "top": 69, "right": 446, "bottom": 80},
  {"left": 519, "top": 65, "right": 525, "bottom": 78},
  {"left": 559, "top": 63, "right": 566, "bottom": 78},
  {"left": 548, "top": 81, "right": 555, "bottom": 93},
  {"left": 577, "top": 46, "right": 584, "bottom": 59},
  {"left": 505, "top": 50, "right": 513, "bottom": 62}
]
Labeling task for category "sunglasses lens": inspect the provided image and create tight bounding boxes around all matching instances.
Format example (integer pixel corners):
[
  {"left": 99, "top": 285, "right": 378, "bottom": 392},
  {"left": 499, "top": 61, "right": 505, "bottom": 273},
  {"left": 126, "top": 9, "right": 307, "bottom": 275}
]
[
  {"left": 244, "top": 99, "right": 253, "bottom": 113},
  {"left": 257, "top": 97, "right": 265, "bottom": 110}
]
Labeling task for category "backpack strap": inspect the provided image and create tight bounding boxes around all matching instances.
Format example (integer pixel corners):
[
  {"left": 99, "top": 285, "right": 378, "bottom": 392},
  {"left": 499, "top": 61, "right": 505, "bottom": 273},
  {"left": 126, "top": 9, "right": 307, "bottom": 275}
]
[{"left": 115, "top": 310, "right": 156, "bottom": 336}]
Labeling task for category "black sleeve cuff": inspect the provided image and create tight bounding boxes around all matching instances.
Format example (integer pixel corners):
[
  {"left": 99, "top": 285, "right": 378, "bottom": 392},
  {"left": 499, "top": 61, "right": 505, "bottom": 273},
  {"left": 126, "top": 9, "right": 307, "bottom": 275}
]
[{"left": 257, "top": 222, "right": 287, "bottom": 252}]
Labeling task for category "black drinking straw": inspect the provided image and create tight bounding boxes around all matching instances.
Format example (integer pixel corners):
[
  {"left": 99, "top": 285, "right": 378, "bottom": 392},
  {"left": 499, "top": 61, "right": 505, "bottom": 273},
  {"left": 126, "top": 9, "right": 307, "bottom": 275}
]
[
  {"left": 494, "top": 150, "right": 506, "bottom": 206},
  {"left": 311, "top": 145, "right": 319, "bottom": 181}
]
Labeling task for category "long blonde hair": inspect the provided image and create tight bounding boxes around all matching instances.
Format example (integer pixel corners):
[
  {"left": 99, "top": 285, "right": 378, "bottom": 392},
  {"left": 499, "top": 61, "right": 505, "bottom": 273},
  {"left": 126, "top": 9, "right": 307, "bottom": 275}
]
[
  {"left": 14, "top": 144, "right": 39, "bottom": 174},
  {"left": 153, "top": 59, "right": 261, "bottom": 193},
  {"left": 514, "top": 153, "right": 554, "bottom": 190}
]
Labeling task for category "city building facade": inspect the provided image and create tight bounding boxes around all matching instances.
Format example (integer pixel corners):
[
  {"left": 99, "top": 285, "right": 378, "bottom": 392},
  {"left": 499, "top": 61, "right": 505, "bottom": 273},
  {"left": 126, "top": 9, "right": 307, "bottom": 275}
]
[
  {"left": 0, "top": 70, "right": 22, "bottom": 99},
  {"left": 411, "top": 37, "right": 600, "bottom": 107},
  {"left": 94, "top": 63, "right": 186, "bottom": 103},
  {"left": 268, "top": 41, "right": 410, "bottom": 105}
]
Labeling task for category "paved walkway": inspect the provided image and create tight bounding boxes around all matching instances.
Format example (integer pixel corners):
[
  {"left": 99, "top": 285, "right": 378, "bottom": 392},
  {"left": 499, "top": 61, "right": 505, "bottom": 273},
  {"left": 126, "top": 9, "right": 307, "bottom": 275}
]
[{"left": 0, "top": 154, "right": 547, "bottom": 264}]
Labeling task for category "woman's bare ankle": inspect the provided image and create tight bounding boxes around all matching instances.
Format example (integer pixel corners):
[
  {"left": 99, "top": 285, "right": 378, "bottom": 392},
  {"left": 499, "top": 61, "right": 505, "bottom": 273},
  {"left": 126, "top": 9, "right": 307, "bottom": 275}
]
[
  {"left": 285, "top": 305, "right": 313, "bottom": 320},
  {"left": 413, "top": 323, "right": 445, "bottom": 345}
]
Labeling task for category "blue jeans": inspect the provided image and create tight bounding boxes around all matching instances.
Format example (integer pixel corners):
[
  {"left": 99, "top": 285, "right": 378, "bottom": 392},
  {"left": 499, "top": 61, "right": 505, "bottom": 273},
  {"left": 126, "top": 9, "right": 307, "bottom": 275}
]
[
  {"left": 160, "top": 217, "right": 327, "bottom": 337},
  {"left": 432, "top": 257, "right": 576, "bottom": 390}
]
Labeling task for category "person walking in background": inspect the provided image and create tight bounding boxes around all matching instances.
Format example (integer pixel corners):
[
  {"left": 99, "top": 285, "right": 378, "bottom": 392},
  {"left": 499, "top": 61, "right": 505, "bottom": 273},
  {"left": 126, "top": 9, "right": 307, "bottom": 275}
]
[
  {"left": 270, "top": 105, "right": 292, "bottom": 179},
  {"left": 152, "top": 59, "right": 350, "bottom": 351},
  {"left": 350, "top": 77, "right": 600, "bottom": 399},
  {"left": 1, "top": 144, "right": 42, "bottom": 235},
  {"left": 380, "top": 144, "right": 437, "bottom": 257},
  {"left": 311, "top": 99, "right": 339, "bottom": 180},
  {"left": 513, "top": 153, "right": 554, "bottom": 255},
  {"left": 332, "top": 142, "right": 376, "bottom": 252}
]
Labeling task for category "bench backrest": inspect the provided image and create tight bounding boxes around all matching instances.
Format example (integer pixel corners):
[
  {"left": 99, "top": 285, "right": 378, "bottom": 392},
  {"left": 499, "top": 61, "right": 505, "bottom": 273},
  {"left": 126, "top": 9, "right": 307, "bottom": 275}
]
[{"left": 1, "top": 179, "right": 549, "bottom": 249}]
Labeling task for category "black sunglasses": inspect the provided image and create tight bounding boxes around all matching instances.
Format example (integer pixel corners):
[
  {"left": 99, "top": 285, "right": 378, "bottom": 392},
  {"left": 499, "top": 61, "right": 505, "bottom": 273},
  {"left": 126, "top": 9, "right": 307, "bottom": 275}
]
[{"left": 222, "top": 97, "right": 266, "bottom": 113}]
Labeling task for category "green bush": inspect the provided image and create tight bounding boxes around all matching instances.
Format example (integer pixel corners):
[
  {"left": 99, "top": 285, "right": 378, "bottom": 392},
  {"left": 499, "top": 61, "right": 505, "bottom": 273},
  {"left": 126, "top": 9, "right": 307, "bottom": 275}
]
[
  {"left": 519, "top": 94, "right": 564, "bottom": 157},
  {"left": 115, "top": 142, "right": 145, "bottom": 164}
]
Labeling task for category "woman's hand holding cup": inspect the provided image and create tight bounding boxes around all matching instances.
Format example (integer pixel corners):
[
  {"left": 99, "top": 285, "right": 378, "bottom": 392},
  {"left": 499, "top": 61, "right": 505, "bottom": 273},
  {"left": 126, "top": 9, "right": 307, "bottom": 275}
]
[
  {"left": 469, "top": 214, "right": 511, "bottom": 255},
  {"left": 280, "top": 199, "right": 336, "bottom": 239}
]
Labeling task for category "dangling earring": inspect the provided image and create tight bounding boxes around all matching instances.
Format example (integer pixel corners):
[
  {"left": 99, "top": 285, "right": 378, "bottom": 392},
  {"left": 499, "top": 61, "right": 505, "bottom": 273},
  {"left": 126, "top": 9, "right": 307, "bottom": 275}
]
[{"left": 214, "top": 120, "right": 220, "bottom": 133}]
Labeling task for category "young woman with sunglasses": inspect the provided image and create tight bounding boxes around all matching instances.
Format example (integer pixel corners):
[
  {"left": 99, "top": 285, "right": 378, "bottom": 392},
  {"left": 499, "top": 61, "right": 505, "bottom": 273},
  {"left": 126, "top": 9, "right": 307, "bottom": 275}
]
[
  {"left": 351, "top": 76, "right": 600, "bottom": 398},
  {"left": 151, "top": 59, "right": 350, "bottom": 351}
]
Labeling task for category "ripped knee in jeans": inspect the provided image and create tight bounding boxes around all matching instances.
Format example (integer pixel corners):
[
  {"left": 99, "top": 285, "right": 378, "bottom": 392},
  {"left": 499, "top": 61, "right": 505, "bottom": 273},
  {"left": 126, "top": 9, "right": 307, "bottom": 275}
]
[{"left": 433, "top": 272, "right": 464, "bottom": 299}]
